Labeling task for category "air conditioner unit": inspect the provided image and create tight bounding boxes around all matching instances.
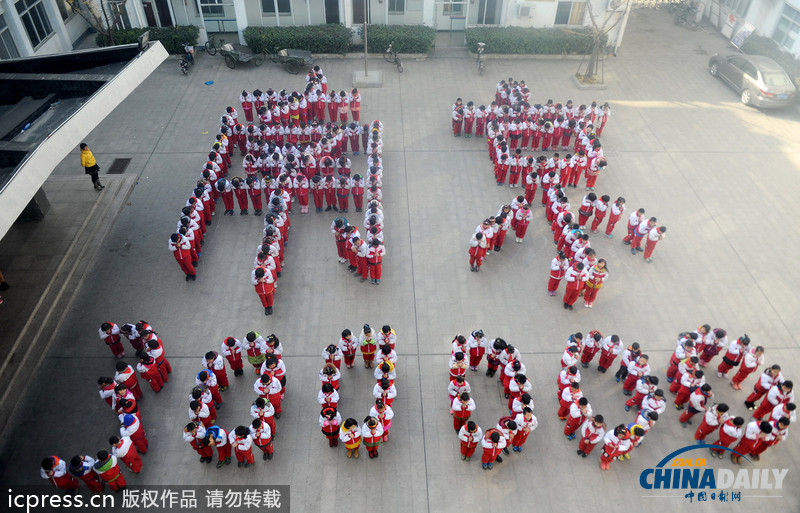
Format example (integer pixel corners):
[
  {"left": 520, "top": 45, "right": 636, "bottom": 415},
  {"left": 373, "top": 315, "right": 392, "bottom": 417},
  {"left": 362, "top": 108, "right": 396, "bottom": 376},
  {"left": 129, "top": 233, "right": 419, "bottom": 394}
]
[{"left": 518, "top": 4, "right": 533, "bottom": 17}]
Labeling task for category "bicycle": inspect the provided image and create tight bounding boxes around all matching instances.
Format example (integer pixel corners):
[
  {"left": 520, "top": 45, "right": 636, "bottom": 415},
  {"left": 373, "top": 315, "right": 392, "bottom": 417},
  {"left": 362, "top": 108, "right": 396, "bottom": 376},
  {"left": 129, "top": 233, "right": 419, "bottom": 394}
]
[
  {"left": 203, "top": 34, "right": 219, "bottom": 56},
  {"left": 383, "top": 42, "right": 403, "bottom": 73},
  {"left": 476, "top": 42, "right": 486, "bottom": 75}
]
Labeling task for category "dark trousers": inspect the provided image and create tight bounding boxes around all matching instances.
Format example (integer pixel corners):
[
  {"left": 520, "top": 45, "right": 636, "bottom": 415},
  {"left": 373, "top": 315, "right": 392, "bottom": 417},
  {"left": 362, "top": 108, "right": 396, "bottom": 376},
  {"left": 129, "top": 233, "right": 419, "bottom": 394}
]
[{"left": 85, "top": 164, "right": 100, "bottom": 184}]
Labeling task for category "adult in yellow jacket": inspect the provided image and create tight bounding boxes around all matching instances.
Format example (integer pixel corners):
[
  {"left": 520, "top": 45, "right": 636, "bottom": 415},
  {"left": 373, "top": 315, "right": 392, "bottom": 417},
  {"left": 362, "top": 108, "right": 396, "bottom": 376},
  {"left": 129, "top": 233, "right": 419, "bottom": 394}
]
[{"left": 80, "top": 142, "right": 104, "bottom": 190}]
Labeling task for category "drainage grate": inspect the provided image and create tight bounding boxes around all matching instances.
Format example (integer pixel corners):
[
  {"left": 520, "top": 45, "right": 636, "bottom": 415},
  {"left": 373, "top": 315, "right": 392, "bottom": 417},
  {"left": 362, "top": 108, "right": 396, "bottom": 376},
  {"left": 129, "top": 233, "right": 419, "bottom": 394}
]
[{"left": 106, "top": 158, "right": 132, "bottom": 174}]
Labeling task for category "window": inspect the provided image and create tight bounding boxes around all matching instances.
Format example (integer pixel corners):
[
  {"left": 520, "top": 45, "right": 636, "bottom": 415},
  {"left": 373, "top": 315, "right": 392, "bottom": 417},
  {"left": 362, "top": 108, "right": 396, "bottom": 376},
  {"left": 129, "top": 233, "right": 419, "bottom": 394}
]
[
  {"left": 262, "top": 0, "right": 292, "bottom": 14},
  {"left": 722, "top": 0, "right": 751, "bottom": 17},
  {"left": 201, "top": 0, "right": 225, "bottom": 17},
  {"left": 0, "top": 15, "right": 20, "bottom": 59},
  {"left": 388, "top": 0, "right": 404, "bottom": 14},
  {"left": 15, "top": 0, "right": 53, "bottom": 48},
  {"left": 55, "top": 0, "right": 74, "bottom": 21},
  {"left": 554, "top": 1, "right": 586, "bottom": 25},
  {"left": 443, "top": 0, "right": 463, "bottom": 16},
  {"left": 773, "top": 4, "right": 800, "bottom": 51}
]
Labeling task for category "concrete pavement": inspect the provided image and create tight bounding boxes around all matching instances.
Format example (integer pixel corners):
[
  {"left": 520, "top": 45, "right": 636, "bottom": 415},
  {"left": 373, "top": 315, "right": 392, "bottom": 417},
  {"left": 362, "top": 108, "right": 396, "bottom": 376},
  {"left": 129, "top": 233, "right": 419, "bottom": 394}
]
[{"left": 0, "top": 7, "right": 799, "bottom": 513}]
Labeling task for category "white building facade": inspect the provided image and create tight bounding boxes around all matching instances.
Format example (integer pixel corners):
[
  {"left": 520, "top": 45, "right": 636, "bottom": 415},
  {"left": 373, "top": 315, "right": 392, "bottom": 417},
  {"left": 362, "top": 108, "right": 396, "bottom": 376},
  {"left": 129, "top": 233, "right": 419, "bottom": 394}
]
[{"left": 2, "top": 0, "right": 633, "bottom": 58}]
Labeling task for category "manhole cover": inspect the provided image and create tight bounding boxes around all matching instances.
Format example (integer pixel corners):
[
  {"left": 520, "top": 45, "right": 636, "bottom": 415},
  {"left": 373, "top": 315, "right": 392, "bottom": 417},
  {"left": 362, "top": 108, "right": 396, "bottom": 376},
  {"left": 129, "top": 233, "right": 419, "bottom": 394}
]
[{"left": 107, "top": 158, "right": 131, "bottom": 174}]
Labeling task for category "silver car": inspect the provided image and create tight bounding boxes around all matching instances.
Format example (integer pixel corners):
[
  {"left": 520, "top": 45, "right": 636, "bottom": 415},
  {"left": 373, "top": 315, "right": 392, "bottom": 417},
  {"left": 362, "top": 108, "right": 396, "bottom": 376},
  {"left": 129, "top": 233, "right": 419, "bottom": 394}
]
[{"left": 708, "top": 53, "right": 797, "bottom": 108}]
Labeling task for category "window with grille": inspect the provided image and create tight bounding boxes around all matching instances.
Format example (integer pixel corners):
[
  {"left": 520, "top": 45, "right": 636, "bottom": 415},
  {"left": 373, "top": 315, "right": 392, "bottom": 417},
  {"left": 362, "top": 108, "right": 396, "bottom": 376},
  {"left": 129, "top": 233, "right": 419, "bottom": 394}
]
[
  {"left": 0, "top": 15, "right": 21, "bottom": 59},
  {"left": 262, "top": 0, "right": 292, "bottom": 14},
  {"left": 773, "top": 4, "right": 800, "bottom": 51}
]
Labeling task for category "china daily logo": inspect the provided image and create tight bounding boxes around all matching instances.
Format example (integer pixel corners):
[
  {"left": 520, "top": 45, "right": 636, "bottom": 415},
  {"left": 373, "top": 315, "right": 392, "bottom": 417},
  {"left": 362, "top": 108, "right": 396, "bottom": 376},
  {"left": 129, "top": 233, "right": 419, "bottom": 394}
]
[{"left": 640, "top": 445, "right": 788, "bottom": 491}]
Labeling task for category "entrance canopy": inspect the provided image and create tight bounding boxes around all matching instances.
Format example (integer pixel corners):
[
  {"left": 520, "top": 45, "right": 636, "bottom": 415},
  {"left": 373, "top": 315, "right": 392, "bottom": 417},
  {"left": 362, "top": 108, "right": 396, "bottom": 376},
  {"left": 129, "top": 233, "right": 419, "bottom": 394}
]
[{"left": 0, "top": 42, "right": 169, "bottom": 239}]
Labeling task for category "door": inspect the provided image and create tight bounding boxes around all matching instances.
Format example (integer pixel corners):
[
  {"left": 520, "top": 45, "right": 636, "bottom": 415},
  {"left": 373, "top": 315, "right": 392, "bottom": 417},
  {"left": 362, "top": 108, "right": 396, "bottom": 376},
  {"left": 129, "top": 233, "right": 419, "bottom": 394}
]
[
  {"left": 325, "top": 0, "right": 340, "bottom": 24},
  {"left": 723, "top": 57, "right": 746, "bottom": 90},
  {"left": 352, "top": 0, "right": 370, "bottom": 24},
  {"left": 143, "top": 2, "right": 157, "bottom": 27},
  {"left": 477, "top": 0, "right": 497, "bottom": 24},
  {"left": 154, "top": 0, "right": 174, "bottom": 27},
  {"left": 435, "top": 1, "right": 466, "bottom": 30}
]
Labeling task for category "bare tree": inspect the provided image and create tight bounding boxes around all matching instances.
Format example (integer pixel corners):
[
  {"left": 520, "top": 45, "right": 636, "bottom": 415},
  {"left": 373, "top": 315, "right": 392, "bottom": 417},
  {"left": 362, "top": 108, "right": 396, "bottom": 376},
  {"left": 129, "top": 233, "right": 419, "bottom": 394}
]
[
  {"left": 67, "top": 0, "right": 130, "bottom": 46},
  {"left": 576, "top": 0, "right": 629, "bottom": 84}
]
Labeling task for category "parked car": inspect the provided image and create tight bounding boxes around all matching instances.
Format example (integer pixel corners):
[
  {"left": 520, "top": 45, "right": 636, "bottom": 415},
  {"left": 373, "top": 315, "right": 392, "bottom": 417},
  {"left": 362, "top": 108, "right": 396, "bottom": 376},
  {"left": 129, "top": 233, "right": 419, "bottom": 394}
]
[{"left": 708, "top": 53, "right": 797, "bottom": 108}]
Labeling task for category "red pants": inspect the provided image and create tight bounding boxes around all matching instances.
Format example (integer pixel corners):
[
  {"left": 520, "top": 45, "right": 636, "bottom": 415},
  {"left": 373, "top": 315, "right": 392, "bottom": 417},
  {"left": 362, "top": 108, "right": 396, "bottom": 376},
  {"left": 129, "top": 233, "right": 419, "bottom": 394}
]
[
  {"left": 50, "top": 474, "right": 79, "bottom": 490},
  {"left": 357, "top": 256, "right": 368, "bottom": 279},
  {"left": 469, "top": 349, "right": 484, "bottom": 368},
  {"left": 585, "top": 174, "right": 598, "bottom": 188},
  {"left": 335, "top": 239, "right": 347, "bottom": 259},
  {"left": 221, "top": 191, "right": 234, "bottom": 211},
  {"left": 643, "top": 239, "right": 658, "bottom": 259},
  {"left": 106, "top": 473, "right": 126, "bottom": 492},
  {"left": 605, "top": 214, "right": 621, "bottom": 235},
  {"left": 733, "top": 437, "right": 758, "bottom": 457},
  {"left": 213, "top": 367, "right": 229, "bottom": 389},
  {"left": 130, "top": 430, "right": 148, "bottom": 454},
  {"left": 481, "top": 447, "right": 501, "bottom": 464},
  {"left": 557, "top": 400, "right": 571, "bottom": 418},
  {"left": 325, "top": 189, "right": 336, "bottom": 208},
  {"left": 297, "top": 193, "right": 309, "bottom": 207},
  {"left": 547, "top": 277, "right": 562, "bottom": 293},
  {"left": 531, "top": 134, "right": 541, "bottom": 150},
  {"left": 577, "top": 212, "right": 591, "bottom": 227},
  {"left": 209, "top": 385, "right": 223, "bottom": 405},
  {"left": 694, "top": 419, "right": 716, "bottom": 441},
  {"left": 191, "top": 440, "right": 214, "bottom": 459},
  {"left": 452, "top": 120, "right": 462, "bottom": 136},
  {"left": 625, "top": 391, "right": 645, "bottom": 408},
  {"left": 353, "top": 193, "right": 363, "bottom": 211},
  {"left": 369, "top": 263, "right": 382, "bottom": 280},
  {"left": 509, "top": 172, "right": 520, "bottom": 187},
  {"left": 731, "top": 365, "right": 757, "bottom": 385},
  {"left": 524, "top": 187, "right": 536, "bottom": 204},
  {"left": 563, "top": 285, "right": 581, "bottom": 306},
  {"left": 590, "top": 213, "right": 606, "bottom": 232},
  {"left": 752, "top": 399, "right": 776, "bottom": 420},
  {"left": 464, "top": 119, "right": 474, "bottom": 135},
  {"left": 226, "top": 355, "right": 243, "bottom": 372},
  {"left": 711, "top": 431, "right": 738, "bottom": 453},
  {"left": 234, "top": 448, "right": 254, "bottom": 464},
  {"left": 542, "top": 134, "right": 552, "bottom": 150},
  {"left": 216, "top": 443, "right": 232, "bottom": 461},
  {"left": 142, "top": 370, "right": 162, "bottom": 392},
  {"left": 512, "top": 430, "right": 530, "bottom": 447},
  {"left": 255, "top": 440, "right": 274, "bottom": 455},
  {"left": 597, "top": 351, "right": 617, "bottom": 370},
  {"left": 460, "top": 441, "right": 478, "bottom": 458},
  {"left": 234, "top": 189, "right": 248, "bottom": 210},
  {"left": 343, "top": 351, "right": 356, "bottom": 367},
  {"left": 717, "top": 359, "right": 737, "bottom": 375},
  {"left": 269, "top": 392, "right": 282, "bottom": 415},
  {"left": 581, "top": 347, "right": 599, "bottom": 365},
  {"left": 120, "top": 451, "right": 143, "bottom": 473},
  {"left": 745, "top": 385, "right": 769, "bottom": 405},
  {"left": 494, "top": 230, "right": 507, "bottom": 249},
  {"left": 578, "top": 437, "right": 598, "bottom": 455},
  {"left": 337, "top": 194, "right": 349, "bottom": 211},
  {"left": 476, "top": 121, "right": 485, "bottom": 137},
  {"left": 674, "top": 386, "right": 692, "bottom": 407},
  {"left": 583, "top": 285, "right": 601, "bottom": 305},
  {"left": 76, "top": 472, "right": 104, "bottom": 493},
  {"left": 630, "top": 234, "right": 644, "bottom": 250},
  {"left": 515, "top": 223, "right": 529, "bottom": 240},
  {"left": 679, "top": 409, "right": 699, "bottom": 423},
  {"left": 174, "top": 254, "right": 196, "bottom": 277},
  {"left": 564, "top": 415, "right": 583, "bottom": 436},
  {"left": 257, "top": 291, "right": 274, "bottom": 308},
  {"left": 622, "top": 374, "right": 639, "bottom": 392}
]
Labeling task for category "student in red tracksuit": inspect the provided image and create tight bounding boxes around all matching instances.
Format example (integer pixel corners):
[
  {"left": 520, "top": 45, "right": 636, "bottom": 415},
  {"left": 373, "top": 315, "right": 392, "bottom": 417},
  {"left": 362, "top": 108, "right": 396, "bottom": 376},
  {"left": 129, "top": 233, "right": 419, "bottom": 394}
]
[
  {"left": 590, "top": 195, "right": 610, "bottom": 232},
  {"left": 231, "top": 177, "right": 249, "bottom": 215},
  {"left": 114, "top": 361, "right": 143, "bottom": 399},
  {"left": 452, "top": 108, "right": 464, "bottom": 137},
  {"left": 184, "top": 422, "right": 213, "bottom": 463},
  {"left": 169, "top": 233, "right": 196, "bottom": 281},
  {"left": 562, "top": 262, "right": 587, "bottom": 310},
  {"left": 480, "top": 429, "right": 506, "bottom": 470},
  {"left": 367, "top": 239, "right": 385, "bottom": 285},
  {"left": 252, "top": 266, "right": 276, "bottom": 316},
  {"left": 730, "top": 345, "right": 765, "bottom": 390},
  {"left": 230, "top": 426, "right": 255, "bottom": 467},
  {"left": 93, "top": 451, "right": 126, "bottom": 492},
  {"left": 99, "top": 322, "right": 126, "bottom": 358},
  {"left": 68, "top": 455, "right": 104, "bottom": 492},
  {"left": 458, "top": 421, "right": 482, "bottom": 461},
  {"left": 694, "top": 403, "right": 729, "bottom": 443},
  {"left": 221, "top": 337, "right": 244, "bottom": 377},
  {"left": 110, "top": 436, "right": 142, "bottom": 473},
  {"left": 514, "top": 204, "right": 533, "bottom": 243},
  {"left": 709, "top": 416, "right": 745, "bottom": 458},
  {"left": 604, "top": 197, "right": 626, "bottom": 238},
  {"left": 41, "top": 456, "right": 79, "bottom": 490},
  {"left": 469, "top": 232, "right": 488, "bottom": 272},
  {"left": 576, "top": 415, "right": 605, "bottom": 457},
  {"left": 136, "top": 353, "right": 162, "bottom": 392}
]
